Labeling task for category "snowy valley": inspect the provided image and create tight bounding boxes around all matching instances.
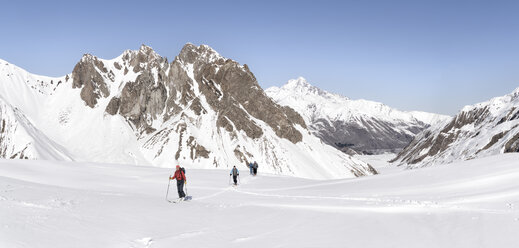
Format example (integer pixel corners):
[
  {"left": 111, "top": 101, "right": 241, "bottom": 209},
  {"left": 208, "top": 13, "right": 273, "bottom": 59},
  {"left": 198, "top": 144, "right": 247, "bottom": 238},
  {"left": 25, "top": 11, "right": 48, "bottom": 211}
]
[{"left": 1, "top": 155, "right": 518, "bottom": 248}]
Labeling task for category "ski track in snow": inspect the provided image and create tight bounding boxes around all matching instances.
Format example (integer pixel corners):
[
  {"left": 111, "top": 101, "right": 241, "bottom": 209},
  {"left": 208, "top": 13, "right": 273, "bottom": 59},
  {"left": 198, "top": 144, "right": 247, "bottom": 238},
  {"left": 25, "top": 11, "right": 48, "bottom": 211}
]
[{"left": 1, "top": 155, "right": 519, "bottom": 247}]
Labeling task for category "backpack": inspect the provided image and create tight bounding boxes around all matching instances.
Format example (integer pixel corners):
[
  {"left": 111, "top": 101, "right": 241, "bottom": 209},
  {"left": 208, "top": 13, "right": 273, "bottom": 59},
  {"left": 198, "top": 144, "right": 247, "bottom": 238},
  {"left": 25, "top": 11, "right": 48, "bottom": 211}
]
[
  {"left": 232, "top": 168, "right": 238, "bottom": 176},
  {"left": 176, "top": 167, "right": 186, "bottom": 180}
]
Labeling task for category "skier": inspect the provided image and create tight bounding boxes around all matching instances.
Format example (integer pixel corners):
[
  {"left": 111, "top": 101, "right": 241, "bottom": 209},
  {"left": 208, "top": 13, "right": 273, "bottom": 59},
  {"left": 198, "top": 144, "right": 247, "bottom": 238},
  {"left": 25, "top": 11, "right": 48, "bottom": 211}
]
[
  {"left": 169, "top": 165, "right": 186, "bottom": 200},
  {"left": 248, "top": 162, "right": 254, "bottom": 175},
  {"left": 230, "top": 166, "right": 239, "bottom": 185},
  {"left": 253, "top": 161, "right": 258, "bottom": 176}
]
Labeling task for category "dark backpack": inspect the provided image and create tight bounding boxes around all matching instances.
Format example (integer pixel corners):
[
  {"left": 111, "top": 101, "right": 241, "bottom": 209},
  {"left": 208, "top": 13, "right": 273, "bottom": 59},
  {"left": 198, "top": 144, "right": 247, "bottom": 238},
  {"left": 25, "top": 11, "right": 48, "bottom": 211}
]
[
  {"left": 180, "top": 167, "right": 186, "bottom": 175},
  {"left": 232, "top": 168, "right": 238, "bottom": 176}
]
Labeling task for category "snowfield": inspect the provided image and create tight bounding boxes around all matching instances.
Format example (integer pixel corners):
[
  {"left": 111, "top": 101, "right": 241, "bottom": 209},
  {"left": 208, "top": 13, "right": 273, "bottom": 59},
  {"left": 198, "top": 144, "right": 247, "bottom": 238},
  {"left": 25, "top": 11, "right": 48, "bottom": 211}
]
[{"left": 1, "top": 155, "right": 519, "bottom": 248}]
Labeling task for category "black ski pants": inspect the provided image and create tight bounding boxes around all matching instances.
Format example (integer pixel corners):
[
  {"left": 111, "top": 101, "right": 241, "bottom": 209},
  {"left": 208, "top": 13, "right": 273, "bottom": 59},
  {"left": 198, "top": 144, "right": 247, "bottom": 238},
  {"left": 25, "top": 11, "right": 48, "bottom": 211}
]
[{"left": 177, "top": 180, "right": 186, "bottom": 198}]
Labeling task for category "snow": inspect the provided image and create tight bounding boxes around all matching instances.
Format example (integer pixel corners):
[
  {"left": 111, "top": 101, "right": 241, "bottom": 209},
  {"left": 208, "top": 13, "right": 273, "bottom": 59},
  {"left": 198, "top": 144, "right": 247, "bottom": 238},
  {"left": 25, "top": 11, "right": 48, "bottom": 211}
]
[
  {"left": 266, "top": 77, "right": 451, "bottom": 126},
  {"left": 394, "top": 86, "right": 519, "bottom": 167},
  {"left": 355, "top": 153, "right": 402, "bottom": 174},
  {"left": 0, "top": 96, "right": 72, "bottom": 160},
  {"left": 1, "top": 154, "right": 518, "bottom": 247}
]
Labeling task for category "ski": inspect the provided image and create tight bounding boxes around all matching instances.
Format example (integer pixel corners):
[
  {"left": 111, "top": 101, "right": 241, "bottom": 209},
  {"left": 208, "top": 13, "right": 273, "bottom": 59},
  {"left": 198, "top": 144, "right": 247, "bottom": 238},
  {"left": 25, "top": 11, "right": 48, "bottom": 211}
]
[
  {"left": 168, "top": 198, "right": 183, "bottom": 204},
  {"left": 168, "top": 195, "right": 192, "bottom": 203}
]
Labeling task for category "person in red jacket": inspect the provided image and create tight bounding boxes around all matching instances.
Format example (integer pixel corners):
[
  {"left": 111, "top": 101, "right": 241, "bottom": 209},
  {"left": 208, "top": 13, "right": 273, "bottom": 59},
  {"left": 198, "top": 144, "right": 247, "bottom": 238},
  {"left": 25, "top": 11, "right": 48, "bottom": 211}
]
[{"left": 169, "top": 165, "right": 186, "bottom": 199}]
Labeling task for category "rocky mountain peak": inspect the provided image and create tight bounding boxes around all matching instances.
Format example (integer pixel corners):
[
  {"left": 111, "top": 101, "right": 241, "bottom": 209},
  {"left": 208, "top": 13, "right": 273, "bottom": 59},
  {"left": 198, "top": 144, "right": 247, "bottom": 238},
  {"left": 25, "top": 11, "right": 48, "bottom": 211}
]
[
  {"left": 139, "top": 44, "right": 154, "bottom": 53},
  {"left": 72, "top": 54, "right": 111, "bottom": 108},
  {"left": 121, "top": 45, "right": 167, "bottom": 70},
  {"left": 79, "top": 53, "right": 98, "bottom": 63},
  {"left": 178, "top": 43, "right": 224, "bottom": 65},
  {"left": 84, "top": 43, "right": 306, "bottom": 144}
]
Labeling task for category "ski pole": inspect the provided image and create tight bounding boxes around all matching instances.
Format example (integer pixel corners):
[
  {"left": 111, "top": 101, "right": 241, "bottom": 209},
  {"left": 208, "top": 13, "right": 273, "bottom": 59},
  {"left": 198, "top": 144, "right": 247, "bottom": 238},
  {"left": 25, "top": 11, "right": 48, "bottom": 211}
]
[
  {"left": 238, "top": 175, "right": 241, "bottom": 185},
  {"left": 228, "top": 175, "right": 231, "bottom": 185},
  {"left": 166, "top": 175, "right": 172, "bottom": 201}
]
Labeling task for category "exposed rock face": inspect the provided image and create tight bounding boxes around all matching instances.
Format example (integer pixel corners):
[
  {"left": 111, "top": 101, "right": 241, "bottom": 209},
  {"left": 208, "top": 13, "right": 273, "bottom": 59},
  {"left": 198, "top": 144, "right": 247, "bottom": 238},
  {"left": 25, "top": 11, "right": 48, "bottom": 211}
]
[
  {"left": 101, "top": 45, "right": 170, "bottom": 135},
  {"left": 504, "top": 132, "right": 519, "bottom": 152},
  {"left": 88, "top": 44, "right": 306, "bottom": 143},
  {"left": 72, "top": 55, "right": 111, "bottom": 107},
  {"left": 266, "top": 77, "right": 450, "bottom": 155},
  {"left": 118, "top": 72, "right": 168, "bottom": 133},
  {"left": 180, "top": 44, "right": 306, "bottom": 143},
  {"left": 392, "top": 88, "right": 519, "bottom": 168},
  {"left": 105, "top": 97, "right": 120, "bottom": 115}
]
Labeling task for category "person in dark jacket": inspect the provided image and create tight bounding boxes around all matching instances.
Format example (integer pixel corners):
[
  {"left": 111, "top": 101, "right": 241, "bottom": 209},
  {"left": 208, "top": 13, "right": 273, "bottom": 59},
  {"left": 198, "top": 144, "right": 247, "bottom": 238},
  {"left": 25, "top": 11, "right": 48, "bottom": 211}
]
[
  {"left": 230, "top": 166, "right": 239, "bottom": 185},
  {"left": 253, "top": 161, "right": 258, "bottom": 176},
  {"left": 170, "top": 165, "right": 186, "bottom": 199},
  {"left": 248, "top": 162, "right": 254, "bottom": 175}
]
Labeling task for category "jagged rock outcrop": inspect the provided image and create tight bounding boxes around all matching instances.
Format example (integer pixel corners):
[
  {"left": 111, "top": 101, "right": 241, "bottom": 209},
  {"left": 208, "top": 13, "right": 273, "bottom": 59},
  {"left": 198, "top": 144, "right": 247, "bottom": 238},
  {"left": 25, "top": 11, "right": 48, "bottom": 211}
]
[
  {"left": 392, "top": 88, "right": 519, "bottom": 168},
  {"left": 72, "top": 55, "right": 112, "bottom": 107},
  {"left": 94, "top": 44, "right": 305, "bottom": 143}
]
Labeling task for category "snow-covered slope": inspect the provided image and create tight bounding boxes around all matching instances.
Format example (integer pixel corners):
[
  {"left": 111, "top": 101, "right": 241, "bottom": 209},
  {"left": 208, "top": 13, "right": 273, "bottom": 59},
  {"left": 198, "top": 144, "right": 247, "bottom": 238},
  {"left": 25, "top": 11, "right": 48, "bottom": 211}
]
[
  {"left": 266, "top": 77, "right": 450, "bottom": 154},
  {"left": 392, "top": 87, "right": 519, "bottom": 168},
  {"left": 0, "top": 96, "right": 72, "bottom": 160},
  {"left": 1, "top": 155, "right": 518, "bottom": 247},
  {"left": 0, "top": 46, "right": 376, "bottom": 179}
]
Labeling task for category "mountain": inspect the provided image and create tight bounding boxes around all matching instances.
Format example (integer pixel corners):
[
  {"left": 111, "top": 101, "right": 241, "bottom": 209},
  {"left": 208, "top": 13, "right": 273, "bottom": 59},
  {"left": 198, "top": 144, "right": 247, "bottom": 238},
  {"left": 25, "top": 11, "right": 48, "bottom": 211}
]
[
  {"left": 0, "top": 45, "right": 376, "bottom": 179},
  {"left": 392, "top": 88, "right": 519, "bottom": 168},
  {"left": 266, "top": 77, "right": 450, "bottom": 155}
]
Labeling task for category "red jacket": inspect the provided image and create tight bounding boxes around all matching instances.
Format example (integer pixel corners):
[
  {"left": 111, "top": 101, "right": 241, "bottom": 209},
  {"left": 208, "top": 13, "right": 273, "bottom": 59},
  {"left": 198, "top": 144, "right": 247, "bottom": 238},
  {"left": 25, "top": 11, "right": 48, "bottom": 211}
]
[{"left": 171, "top": 169, "right": 186, "bottom": 181}]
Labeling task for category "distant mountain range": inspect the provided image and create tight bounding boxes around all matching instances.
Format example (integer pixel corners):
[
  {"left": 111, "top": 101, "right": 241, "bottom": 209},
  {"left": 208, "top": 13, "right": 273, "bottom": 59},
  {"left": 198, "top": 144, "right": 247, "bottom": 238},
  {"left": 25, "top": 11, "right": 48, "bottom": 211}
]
[
  {"left": 4, "top": 43, "right": 514, "bottom": 175},
  {"left": 266, "top": 77, "right": 450, "bottom": 155}
]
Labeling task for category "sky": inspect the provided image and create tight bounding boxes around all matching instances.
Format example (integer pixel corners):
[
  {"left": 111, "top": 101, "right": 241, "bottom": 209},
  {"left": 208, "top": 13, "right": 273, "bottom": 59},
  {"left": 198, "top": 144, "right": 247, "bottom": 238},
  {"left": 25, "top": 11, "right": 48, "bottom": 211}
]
[{"left": 1, "top": 0, "right": 519, "bottom": 115}]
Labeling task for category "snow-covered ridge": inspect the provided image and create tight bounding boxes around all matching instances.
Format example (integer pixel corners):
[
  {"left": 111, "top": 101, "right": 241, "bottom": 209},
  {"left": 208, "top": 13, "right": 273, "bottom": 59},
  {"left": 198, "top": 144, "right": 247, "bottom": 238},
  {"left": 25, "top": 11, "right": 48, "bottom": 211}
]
[
  {"left": 268, "top": 77, "right": 447, "bottom": 124},
  {"left": 460, "top": 86, "right": 519, "bottom": 113},
  {"left": 393, "top": 86, "right": 519, "bottom": 168},
  {"left": 0, "top": 44, "right": 376, "bottom": 179},
  {"left": 266, "top": 77, "right": 450, "bottom": 154},
  {"left": 0, "top": 95, "right": 72, "bottom": 160}
]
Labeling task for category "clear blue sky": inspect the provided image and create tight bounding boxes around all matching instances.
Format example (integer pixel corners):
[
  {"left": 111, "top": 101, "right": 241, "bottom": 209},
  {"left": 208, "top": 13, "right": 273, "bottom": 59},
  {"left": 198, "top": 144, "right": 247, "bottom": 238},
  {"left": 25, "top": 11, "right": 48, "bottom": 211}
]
[{"left": 1, "top": 0, "right": 519, "bottom": 115}]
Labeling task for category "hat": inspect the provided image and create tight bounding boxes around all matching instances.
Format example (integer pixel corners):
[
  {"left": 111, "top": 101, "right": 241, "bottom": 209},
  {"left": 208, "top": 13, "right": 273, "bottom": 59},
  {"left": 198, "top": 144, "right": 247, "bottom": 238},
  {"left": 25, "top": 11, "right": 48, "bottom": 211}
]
[{"left": 176, "top": 165, "right": 180, "bottom": 168}]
